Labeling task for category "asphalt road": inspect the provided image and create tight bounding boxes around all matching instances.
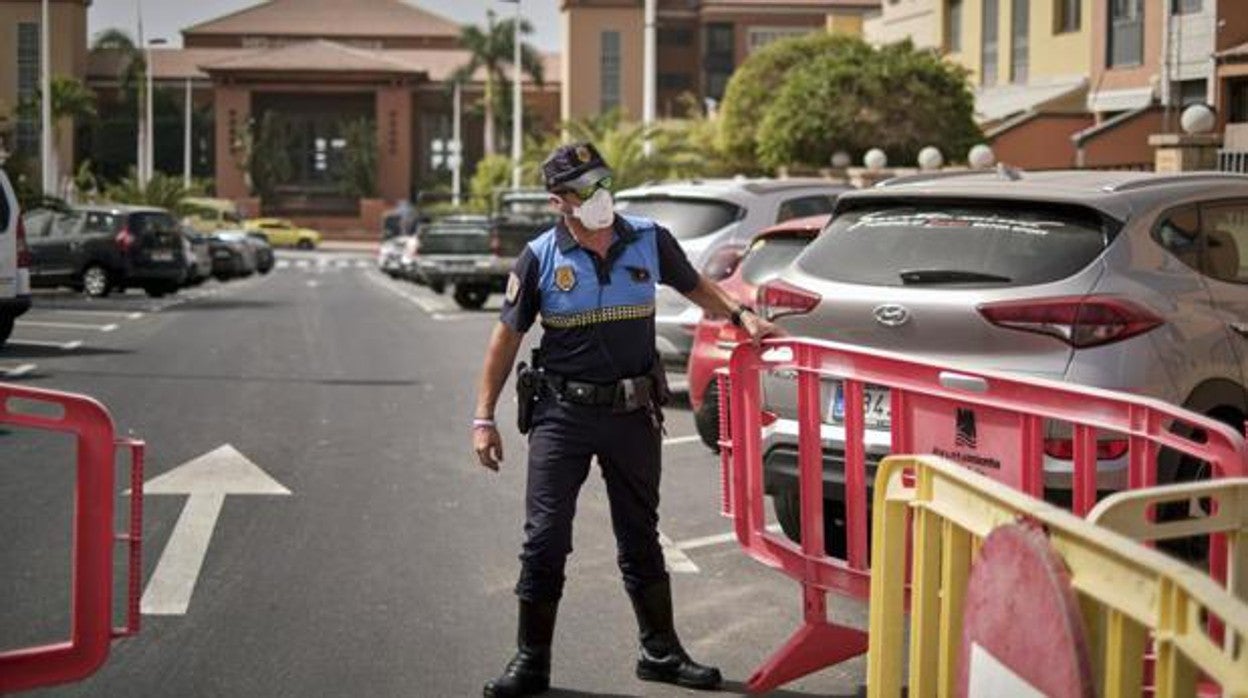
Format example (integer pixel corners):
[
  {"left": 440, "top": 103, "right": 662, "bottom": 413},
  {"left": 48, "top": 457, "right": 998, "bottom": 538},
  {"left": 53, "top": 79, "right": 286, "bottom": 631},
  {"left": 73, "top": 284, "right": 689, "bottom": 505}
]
[{"left": 1, "top": 250, "right": 867, "bottom": 697}]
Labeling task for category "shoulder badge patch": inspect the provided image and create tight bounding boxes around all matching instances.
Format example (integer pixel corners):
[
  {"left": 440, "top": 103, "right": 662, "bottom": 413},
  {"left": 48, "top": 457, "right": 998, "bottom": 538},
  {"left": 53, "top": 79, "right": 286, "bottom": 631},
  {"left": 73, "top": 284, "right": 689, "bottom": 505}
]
[
  {"left": 575, "top": 145, "right": 592, "bottom": 164},
  {"left": 554, "top": 265, "right": 577, "bottom": 292},
  {"left": 505, "top": 272, "right": 520, "bottom": 304}
]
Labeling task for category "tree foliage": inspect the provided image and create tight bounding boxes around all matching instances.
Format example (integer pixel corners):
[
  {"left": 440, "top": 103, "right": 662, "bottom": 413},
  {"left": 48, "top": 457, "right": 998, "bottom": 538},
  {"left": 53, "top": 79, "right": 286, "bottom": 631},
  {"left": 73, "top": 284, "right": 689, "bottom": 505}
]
[
  {"left": 17, "top": 76, "right": 97, "bottom": 128},
  {"left": 453, "top": 12, "right": 545, "bottom": 156},
  {"left": 104, "top": 170, "right": 204, "bottom": 210},
  {"left": 338, "top": 117, "right": 378, "bottom": 198},
  {"left": 719, "top": 35, "right": 980, "bottom": 170}
]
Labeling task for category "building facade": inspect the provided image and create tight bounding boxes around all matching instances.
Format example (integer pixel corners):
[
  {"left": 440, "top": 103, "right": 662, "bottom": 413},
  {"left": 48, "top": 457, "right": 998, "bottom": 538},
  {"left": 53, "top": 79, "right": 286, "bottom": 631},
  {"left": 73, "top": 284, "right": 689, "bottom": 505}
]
[
  {"left": 560, "top": 0, "right": 879, "bottom": 123},
  {"left": 0, "top": 0, "right": 90, "bottom": 183}
]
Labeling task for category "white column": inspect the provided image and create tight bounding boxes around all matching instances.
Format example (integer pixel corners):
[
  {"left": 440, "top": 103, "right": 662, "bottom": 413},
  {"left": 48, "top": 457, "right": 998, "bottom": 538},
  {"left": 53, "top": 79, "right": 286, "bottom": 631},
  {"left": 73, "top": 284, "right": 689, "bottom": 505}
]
[
  {"left": 510, "top": 0, "right": 523, "bottom": 190},
  {"left": 183, "top": 78, "right": 193, "bottom": 188},
  {"left": 144, "top": 44, "right": 154, "bottom": 184},
  {"left": 452, "top": 81, "right": 462, "bottom": 208},
  {"left": 39, "top": 0, "right": 54, "bottom": 194},
  {"left": 642, "top": 0, "right": 656, "bottom": 158},
  {"left": 136, "top": 0, "right": 146, "bottom": 185}
]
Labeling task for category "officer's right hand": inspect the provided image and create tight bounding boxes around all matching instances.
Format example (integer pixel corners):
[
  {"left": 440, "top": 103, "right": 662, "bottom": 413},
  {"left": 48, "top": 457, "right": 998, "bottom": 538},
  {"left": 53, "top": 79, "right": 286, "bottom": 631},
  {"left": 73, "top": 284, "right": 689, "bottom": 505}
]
[{"left": 474, "top": 425, "right": 504, "bottom": 471}]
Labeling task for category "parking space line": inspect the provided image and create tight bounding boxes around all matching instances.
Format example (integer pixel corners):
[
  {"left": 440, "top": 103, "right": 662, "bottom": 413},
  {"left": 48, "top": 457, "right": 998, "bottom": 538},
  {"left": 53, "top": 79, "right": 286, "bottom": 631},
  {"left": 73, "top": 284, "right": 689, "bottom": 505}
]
[
  {"left": 662, "top": 434, "right": 702, "bottom": 447},
  {"left": 2, "top": 363, "right": 37, "bottom": 377},
  {"left": 41, "top": 308, "right": 146, "bottom": 320},
  {"left": 17, "top": 320, "right": 118, "bottom": 332},
  {"left": 7, "top": 338, "right": 82, "bottom": 350},
  {"left": 671, "top": 524, "right": 783, "bottom": 553},
  {"left": 658, "top": 531, "right": 700, "bottom": 574}
]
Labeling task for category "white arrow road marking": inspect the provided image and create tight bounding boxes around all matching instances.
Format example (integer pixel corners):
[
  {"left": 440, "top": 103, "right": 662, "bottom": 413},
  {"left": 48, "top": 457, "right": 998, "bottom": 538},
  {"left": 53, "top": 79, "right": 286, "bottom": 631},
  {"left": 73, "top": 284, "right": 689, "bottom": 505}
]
[{"left": 137, "top": 445, "right": 289, "bottom": 615}]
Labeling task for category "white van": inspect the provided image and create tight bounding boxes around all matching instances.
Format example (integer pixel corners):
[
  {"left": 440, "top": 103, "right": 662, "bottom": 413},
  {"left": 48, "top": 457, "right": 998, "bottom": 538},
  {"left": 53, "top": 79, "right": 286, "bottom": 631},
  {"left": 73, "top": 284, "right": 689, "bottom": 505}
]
[{"left": 0, "top": 170, "right": 32, "bottom": 347}]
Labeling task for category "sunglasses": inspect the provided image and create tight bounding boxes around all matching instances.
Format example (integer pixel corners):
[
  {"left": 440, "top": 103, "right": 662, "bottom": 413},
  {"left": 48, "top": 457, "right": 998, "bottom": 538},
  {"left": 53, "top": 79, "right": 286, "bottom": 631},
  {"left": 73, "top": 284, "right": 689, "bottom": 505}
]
[{"left": 564, "top": 176, "right": 613, "bottom": 201}]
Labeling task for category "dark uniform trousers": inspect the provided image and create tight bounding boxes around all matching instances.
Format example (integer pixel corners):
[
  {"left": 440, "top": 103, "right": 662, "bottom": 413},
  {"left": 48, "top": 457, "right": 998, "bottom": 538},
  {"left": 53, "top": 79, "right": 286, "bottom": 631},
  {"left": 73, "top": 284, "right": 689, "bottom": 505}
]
[{"left": 516, "top": 398, "right": 669, "bottom": 602}]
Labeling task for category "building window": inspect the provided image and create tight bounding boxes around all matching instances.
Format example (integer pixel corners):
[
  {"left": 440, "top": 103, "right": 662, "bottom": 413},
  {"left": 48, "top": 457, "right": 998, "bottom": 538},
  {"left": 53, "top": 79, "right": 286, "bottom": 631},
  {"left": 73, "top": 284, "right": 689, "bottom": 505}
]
[
  {"left": 982, "top": 0, "right": 999, "bottom": 86},
  {"left": 1011, "top": 0, "right": 1029, "bottom": 84},
  {"left": 658, "top": 27, "right": 693, "bottom": 47},
  {"left": 947, "top": 0, "right": 963, "bottom": 52},
  {"left": 658, "top": 73, "right": 693, "bottom": 91},
  {"left": 704, "top": 23, "right": 735, "bottom": 101},
  {"left": 1171, "top": 0, "right": 1201, "bottom": 13},
  {"left": 16, "top": 22, "right": 39, "bottom": 157},
  {"left": 1108, "top": 0, "right": 1144, "bottom": 68},
  {"left": 600, "top": 31, "right": 621, "bottom": 112},
  {"left": 1177, "top": 78, "right": 1207, "bottom": 106},
  {"left": 1055, "top": 0, "right": 1080, "bottom": 33},
  {"left": 745, "top": 26, "right": 813, "bottom": 54},
  {"left": 1231, "top": 79, "right": 1248, "bottom": 123}
]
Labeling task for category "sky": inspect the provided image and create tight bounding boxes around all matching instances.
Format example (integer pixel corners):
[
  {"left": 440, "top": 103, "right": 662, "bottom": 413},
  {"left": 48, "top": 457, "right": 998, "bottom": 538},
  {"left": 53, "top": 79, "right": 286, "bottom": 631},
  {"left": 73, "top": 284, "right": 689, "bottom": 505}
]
[{"left": 87, "top": 0, "right": 563, "bottom": 51}]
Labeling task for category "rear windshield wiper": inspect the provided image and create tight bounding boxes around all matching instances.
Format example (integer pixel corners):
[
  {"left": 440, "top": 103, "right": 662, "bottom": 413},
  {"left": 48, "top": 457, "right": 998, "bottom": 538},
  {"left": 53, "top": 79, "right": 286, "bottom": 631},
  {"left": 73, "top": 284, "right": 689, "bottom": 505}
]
[{"left": 899, "top": 269, "right": 1012, "bottom": 284}]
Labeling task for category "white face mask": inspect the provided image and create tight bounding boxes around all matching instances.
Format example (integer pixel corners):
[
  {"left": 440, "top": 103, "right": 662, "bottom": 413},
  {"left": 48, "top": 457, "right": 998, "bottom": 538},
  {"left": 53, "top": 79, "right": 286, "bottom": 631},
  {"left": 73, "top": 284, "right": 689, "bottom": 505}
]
[{"left": 573, "top": 188, "right": 615, "bottom": 230}]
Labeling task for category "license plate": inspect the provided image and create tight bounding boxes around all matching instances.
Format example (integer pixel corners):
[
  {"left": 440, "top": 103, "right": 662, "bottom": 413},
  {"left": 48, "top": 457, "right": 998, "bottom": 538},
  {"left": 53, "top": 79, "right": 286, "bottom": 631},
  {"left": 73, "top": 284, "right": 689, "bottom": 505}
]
[
  {"left": 150, "top": 251, "right": 174, "bottom": 262},
  {"left": 830, "top": 383, "right": 891, "bottom": 428}
]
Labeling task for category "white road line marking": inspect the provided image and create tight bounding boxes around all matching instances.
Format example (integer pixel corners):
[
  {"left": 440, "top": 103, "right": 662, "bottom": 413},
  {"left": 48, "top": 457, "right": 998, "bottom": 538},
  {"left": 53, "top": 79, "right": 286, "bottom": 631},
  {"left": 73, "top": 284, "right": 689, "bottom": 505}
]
[
  {"left": 6, "top": 338, "right": 82, "bottom": 350},
  {"left": 17, "top": 320, "right": 117, "bottom": 331},
  {"left": 307, "top": 280, "right": 319, "bottom": 288},
  {"left": 662, "top": 434, "right": 702, "bottom": 447},
  {"left": 671, "top": 524, "right": 783, "bottom": 552},
  {"left": 432, "top": 312, "right": 495, "bottom": 321},
  {"left": 41, "top": 308, "right": 144, "bottom": 319},
  {"left": 658, "top": 531, "right": 699, "bottom": 574},
  {"left": 296, "top": 260, "right": 310, "bottom": 268},
  {"left": 128, "top": 312, "right": 145, "bottom": 320},
  {"left": 364, "top": 270, "right": 443, "bottom": 314},
  {"left": 276, "top": 260, "right": 291, "bottom": 269},
  {"left": 355, "top": 260, "right": 369, "bottom": 268},
  {"left": 3, "top": 363, "right": 37, "bottom": 377}
]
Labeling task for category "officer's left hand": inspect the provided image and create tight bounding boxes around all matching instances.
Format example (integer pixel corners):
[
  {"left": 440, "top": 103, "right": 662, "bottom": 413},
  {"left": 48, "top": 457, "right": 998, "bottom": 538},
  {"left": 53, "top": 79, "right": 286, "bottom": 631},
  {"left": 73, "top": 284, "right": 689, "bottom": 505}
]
[{"left": 741, "top": 310, "right": 778, "bottom": 345}]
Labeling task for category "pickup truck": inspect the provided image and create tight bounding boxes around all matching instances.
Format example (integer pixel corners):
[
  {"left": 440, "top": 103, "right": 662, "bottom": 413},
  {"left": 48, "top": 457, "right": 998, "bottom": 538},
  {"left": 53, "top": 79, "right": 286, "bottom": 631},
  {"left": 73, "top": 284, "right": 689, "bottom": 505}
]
[{"left": 412, "top": 190, "right": 556, "bottom": 309}]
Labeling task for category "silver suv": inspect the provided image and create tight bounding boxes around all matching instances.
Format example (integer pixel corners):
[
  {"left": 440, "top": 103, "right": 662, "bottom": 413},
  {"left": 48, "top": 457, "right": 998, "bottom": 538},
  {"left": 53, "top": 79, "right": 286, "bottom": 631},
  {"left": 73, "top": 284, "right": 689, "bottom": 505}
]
[
  {"left": 756, "top": 170, "right": 1248, "bottom": 553},
  {"left": 614, "top": 178, "right": 850, "bottom": 375}
]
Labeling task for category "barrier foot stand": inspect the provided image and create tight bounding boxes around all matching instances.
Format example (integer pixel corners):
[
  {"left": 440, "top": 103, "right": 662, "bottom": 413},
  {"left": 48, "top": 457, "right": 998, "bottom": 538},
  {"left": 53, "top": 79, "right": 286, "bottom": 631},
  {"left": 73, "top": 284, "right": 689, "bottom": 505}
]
[{"left": 746, "top": 588, "right": 869, "bottom": 693}]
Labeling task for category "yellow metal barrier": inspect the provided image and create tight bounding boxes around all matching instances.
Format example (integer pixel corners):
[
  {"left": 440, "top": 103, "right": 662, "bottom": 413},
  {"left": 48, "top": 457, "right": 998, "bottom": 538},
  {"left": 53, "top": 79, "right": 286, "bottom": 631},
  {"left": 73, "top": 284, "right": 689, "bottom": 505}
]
[{"left": 866, "top": 456, "right": 1248, "bottom": 698}]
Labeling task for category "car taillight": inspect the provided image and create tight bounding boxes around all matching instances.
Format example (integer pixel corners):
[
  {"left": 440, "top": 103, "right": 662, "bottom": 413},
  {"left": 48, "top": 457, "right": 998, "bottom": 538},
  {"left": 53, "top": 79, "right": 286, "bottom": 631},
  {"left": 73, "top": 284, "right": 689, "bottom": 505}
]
[
  {"left": 760, "top": 410, "right": 779, "bottom": 427},
  {"left": 977, "top": 296, "right": 1164, "bottom": 349},
  {"left": 15, "top": 215, "right": 32, "bottom": 268},
  {"left": 702, "top": 244, "right": 746, "bottom": 281},
  {"left": 115, "top": 226, "right": 135, "bottom": 253},
  {"left": 757, "top": 279, "right": 821, "bottom": 321},
  {"left": 1044, "top": 438, "right": 1129, "bottom": 461}
]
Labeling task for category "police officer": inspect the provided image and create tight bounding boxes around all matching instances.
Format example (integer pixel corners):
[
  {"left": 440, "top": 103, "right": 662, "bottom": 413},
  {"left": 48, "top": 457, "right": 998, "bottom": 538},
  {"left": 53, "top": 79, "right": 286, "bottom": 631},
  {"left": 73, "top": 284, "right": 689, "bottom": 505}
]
[{"left": 472, "top": 142, "right": 773, "bottom": 697}]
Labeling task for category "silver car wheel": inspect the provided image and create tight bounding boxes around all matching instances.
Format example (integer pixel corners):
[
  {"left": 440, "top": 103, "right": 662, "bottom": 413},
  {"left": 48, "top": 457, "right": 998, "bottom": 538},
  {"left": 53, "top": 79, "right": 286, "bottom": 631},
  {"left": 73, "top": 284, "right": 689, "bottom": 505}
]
[{"left": 83, "top": 265, "right": 110, "bottom": 297}]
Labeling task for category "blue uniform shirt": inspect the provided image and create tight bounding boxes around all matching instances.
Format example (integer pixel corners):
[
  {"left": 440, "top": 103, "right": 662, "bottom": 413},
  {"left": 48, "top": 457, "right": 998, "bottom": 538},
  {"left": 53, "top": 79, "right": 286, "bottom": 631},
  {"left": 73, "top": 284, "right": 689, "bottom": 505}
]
[{"left": 501, "top": 214, "right": 700, "bottom": 383}]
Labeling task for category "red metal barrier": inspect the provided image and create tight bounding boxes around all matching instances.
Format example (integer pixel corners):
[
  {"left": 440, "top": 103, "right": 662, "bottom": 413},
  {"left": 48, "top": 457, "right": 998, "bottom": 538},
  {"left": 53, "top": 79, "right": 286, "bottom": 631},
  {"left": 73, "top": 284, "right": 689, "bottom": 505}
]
[
  {"left": 0, "top": 383, "right": 144, "bottom": 693},
  {"left": 722, "top": 338, "right": 1248, "bottom": 693}
]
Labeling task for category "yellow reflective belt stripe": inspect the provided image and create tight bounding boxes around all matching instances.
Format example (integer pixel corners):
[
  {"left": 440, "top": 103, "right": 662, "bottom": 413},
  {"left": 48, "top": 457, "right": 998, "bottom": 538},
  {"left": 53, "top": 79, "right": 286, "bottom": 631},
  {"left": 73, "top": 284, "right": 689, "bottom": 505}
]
[{"left": 541, "top": 304, "right": 655, "bottom": 329}]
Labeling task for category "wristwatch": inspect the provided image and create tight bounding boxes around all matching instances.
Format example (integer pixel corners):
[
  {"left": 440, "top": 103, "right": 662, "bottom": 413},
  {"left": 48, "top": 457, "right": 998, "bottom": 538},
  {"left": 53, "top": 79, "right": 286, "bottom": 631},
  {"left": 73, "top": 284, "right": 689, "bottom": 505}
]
[{"left": 730, "top": 304, "right": 755, "bottom": 328}]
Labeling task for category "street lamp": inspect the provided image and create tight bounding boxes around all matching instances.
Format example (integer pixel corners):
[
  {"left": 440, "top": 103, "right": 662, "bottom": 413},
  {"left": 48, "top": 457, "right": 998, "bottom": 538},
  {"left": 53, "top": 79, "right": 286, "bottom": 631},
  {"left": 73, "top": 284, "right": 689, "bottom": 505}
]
[
  {"left": 144, "top": 37, "right": 167, "bottom": 186},
  {"left": 40, "top": 0, "right": 53, "bottom": 194},
  {"left": 500, "top": 0, "right": 523, "bottom": 191}
]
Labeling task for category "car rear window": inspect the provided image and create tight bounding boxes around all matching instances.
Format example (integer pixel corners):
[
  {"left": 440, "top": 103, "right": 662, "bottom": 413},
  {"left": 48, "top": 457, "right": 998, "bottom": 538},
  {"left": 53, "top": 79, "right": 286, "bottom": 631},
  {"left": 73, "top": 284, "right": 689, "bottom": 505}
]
[
  {"left": 740, "top": 235, "right": 814, "bottom": 286},
  {"left": 614, "top": 196, "right": 741, "bottom": 240},
  {"left": 798, "top": 201, "right": 1113, "bottom": 288},
  {"left": 426, "top": 223, "right": 489, "bottom": 235},
  {"left": 129, "top": 212, "right": 179, "bottom": 236},
  {"left": 83, "top": 211, "right": 121, "bottom": 234}
]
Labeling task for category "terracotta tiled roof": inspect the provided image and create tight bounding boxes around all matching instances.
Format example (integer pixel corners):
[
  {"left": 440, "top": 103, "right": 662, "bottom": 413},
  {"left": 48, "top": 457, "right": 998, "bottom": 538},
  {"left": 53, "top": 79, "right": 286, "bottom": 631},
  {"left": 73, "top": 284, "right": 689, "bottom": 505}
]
[
  {"left": 183, "top": 0, "right": 461, "bottom": 39},
  {"left": 200, "top": 39, "right": 425, "bottom": 74}
]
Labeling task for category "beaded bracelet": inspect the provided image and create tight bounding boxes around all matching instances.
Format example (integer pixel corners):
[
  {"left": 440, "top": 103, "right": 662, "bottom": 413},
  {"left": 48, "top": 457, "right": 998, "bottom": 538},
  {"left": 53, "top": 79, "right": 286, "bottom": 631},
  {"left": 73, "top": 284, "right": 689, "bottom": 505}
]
[{"left": 472, "top": 418, "right": 496, "bottom": 429}]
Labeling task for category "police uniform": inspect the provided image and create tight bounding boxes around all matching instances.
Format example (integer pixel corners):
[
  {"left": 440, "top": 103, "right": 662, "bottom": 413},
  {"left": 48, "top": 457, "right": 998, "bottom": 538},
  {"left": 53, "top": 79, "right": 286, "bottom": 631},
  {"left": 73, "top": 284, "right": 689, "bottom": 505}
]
[
  {"left": 502, "top": 212, "right": 699, "bottom": 602},
  {"left": 482, "top": 142, "right": 721, "bottom": 697}
]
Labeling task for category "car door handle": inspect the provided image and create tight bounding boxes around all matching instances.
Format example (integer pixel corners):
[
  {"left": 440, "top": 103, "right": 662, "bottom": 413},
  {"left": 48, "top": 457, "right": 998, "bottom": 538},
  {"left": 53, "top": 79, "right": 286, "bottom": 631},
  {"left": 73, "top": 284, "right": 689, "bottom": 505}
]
[{"left": 1230, "top": 322, "right": 1248, "bottom": 338}]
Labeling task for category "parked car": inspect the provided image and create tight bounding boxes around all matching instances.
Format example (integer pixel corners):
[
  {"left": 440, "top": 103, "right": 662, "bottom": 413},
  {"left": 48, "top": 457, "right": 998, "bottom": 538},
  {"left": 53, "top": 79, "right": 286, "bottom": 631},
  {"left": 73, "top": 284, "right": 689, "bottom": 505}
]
[
  {"left": 23, "top": 205, "right": 187, "bottom": 298},
  {"left": 755, "top": 170, "right": 1248, "bottom": 556},
  {"left": 0, "top": 169, "right": 32, "bottom": 347},
  {"left": 686, "top": 214, "right": 830, "bottom": 451},
  {"left": 412, "top": 191, "right": 558, "bottom": 309},
  {"left": 180, "top": 225, "right": 213, "bottom": 286},
  {"left": 245, "top": 231, "right": 275, "bottom": 274},
  {"left": 614, "top": 178, "right": 850, "bottom": 377},
  {"left": 208, "top": 229, "right": 258, "bottom": 280},
  {"left": 245, "top": 217, "right": 322, "bottom": 249},
  {"left": 182, "top": 197, "right": 245, "bottom": 234},
  {"left": 378, "top": 208, "right": 418, "bottom": 278}
]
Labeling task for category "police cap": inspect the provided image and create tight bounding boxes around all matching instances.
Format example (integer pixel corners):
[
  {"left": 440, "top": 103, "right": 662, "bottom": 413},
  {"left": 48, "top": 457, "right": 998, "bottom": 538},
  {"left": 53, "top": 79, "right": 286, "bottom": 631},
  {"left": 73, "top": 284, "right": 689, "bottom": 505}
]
[{"left": 542, "top": 142, "right": 613, "bottom": 193}]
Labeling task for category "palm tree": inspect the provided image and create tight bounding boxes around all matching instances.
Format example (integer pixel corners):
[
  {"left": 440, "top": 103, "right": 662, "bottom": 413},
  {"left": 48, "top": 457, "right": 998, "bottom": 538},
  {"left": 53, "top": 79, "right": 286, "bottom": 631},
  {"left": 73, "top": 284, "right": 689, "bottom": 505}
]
[
  {"left": 452, "top": 10, "right": 545, "bottom": 156},
  {"left": 89, "top": 28, "right": 144, "bottom": 99}
]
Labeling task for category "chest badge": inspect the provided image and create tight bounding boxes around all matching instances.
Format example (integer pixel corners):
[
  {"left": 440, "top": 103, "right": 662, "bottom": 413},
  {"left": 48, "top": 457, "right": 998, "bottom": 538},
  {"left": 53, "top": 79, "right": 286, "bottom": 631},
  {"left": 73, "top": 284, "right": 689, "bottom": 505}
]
[
  {"left": 627, "top": 266, "right": 651, "bottom": 283},
  {"left": 554, "top": 265, "right": 577, "bottom": 292}
]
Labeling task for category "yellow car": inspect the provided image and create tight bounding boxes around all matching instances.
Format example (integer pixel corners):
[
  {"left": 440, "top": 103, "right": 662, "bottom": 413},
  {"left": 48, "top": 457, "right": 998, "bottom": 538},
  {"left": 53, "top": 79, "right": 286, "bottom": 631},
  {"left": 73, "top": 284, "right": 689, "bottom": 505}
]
[{"left": 244, "top": 218, "right": 322, "bottom": 249}]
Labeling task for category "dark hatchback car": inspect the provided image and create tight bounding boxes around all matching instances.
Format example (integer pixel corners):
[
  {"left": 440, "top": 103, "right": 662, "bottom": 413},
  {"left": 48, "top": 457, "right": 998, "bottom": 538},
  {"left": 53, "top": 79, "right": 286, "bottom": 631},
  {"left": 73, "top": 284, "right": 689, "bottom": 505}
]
[{"left": 24, "top": 205, "right": 187, "bottom": 297}]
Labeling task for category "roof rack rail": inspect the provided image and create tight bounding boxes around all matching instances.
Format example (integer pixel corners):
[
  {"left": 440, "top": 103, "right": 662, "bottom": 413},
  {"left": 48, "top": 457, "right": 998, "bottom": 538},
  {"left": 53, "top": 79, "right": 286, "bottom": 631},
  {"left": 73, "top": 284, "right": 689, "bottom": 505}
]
[
  {"left": 1105, "top": 172, "right": 1248, "bottom": 192},
  {"left": 874, "top": 170, "right": 992, "bottom": 188}
]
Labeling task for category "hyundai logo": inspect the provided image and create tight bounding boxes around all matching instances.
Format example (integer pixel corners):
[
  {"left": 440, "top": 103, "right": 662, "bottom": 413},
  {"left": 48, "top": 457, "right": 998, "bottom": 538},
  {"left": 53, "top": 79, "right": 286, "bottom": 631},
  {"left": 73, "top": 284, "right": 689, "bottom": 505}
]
[{"left": 873, "top": 304, "right": 911, "bottom": 327}]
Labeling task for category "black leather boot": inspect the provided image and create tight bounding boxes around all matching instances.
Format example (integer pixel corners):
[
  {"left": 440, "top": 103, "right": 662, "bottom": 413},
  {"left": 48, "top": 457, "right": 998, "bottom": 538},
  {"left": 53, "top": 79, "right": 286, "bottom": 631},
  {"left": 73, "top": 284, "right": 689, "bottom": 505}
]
[
  {"left": 628, "top": 580, "right": 722, "bottom": 690},
  {"left": 483, "top": 599, "right": 558, "bottom": 697}
]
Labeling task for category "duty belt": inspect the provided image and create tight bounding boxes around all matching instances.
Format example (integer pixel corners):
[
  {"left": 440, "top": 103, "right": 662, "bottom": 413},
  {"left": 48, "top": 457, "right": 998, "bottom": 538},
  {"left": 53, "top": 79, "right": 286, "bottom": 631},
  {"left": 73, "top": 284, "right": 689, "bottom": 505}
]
[{"left": 541, "top": 373, "right": 655, "bottom": 409}]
